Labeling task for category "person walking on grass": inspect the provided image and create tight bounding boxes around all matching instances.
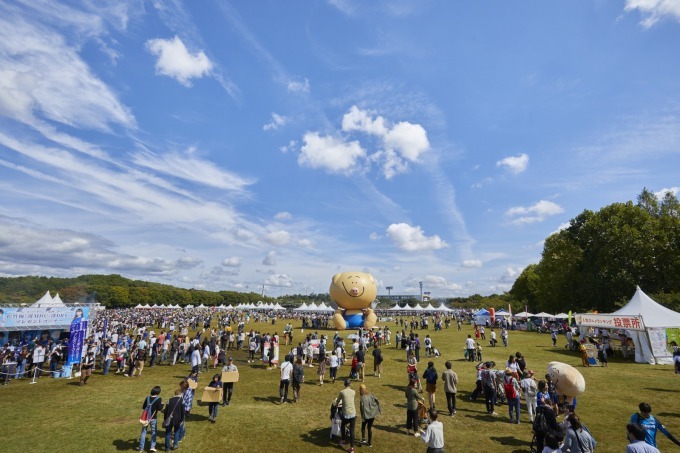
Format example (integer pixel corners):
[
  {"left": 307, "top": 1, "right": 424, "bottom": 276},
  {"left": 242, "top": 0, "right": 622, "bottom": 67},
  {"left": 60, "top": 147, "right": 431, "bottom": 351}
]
[
  {"left": 329, "top": 349, "right": 340, "bottom": 383},
  {"left": 335, "top": 378, "right": 357, "bottom": 452},
  {"left": 220, "top": 357, "right": 237, "bottom": 406},
  {"left": 80, "top": 351, "right": 94, "bottom": 385},
  {"left": 372, "top": 343, "right": 383, "bottom": 378},
  {"left": 420, "top": 408, "right": 444, "bottom": 452},
  {"left": 138, "top": 385, "right": 163, "bottom": 452},
  {"left": 422, "top": 362, "right": 438, "bottom": 411},
  {"left": 292, "top": 357, "right": 305, "bottom": 402},
  {"left": 163, "top": 389, "right": 185, "bottom": 452},
  {"left": 317, "top": 342, "right": 327, "bottom": 385},
  {"left": 627, "top": 423, "right": 661, "bottom": 453},
  {"left": 279, "top": 355, "right": 293, "bottom": 403},
  {"left": 441, "top": 361, "right": 458, "bottom": 416},
  {"left": 207, "top": 373, "right": 221, "bottom": 422},
  {"left": 406, "top": 378, "right": 425, "bottom": 437},
  {"left": 359, "top": 383, "right": 381, "bottom": 448}
]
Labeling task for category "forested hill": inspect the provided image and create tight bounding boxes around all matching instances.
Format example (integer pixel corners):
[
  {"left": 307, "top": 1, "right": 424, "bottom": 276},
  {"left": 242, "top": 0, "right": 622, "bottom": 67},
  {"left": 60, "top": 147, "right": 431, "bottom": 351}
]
[
  {"left": 0, "top": 274, "right": 273, "bottom": 308},
  {"left": 510, "top": 188, "right": 680, "bottom": 314}
]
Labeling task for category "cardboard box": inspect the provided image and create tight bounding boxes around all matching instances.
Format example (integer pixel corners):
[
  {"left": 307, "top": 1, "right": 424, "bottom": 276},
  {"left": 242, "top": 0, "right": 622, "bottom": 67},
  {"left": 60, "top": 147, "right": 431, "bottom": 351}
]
[
  {"left": 221, "top": 371, "right": 240, "bottom": 383},
  {"left": 201, "top": 387, "right": 222, "bottom": 403}
]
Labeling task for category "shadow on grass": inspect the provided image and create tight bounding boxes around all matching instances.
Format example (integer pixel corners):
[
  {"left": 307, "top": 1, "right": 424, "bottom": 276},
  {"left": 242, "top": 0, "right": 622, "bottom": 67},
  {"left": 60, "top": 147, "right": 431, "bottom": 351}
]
[
  {"left": 645, "top": 388, "right": 679, "bottom": 393},
  {"left": 187, "top": 413, "right": 210, "bottom": 422},
  {"left": 112, "top": 438, "right": 138, "bottom": 451},
  {"left": 658, "top": 412, "right": 680, "bottom": 418},
  {"left": 373, "top": 424, "right": 405, "bottom": 435},
  {"left": 299, "top": 427, "right": 336, "bottom": 449},
  {"left": 253, "top": 395, "right": 282, "bottom": 404},
  {"left": 467, "top": 414, "right": 511, "bottom": 423},
  {"left": 490, "top": 435, "right": 527, "bottom": 447}
]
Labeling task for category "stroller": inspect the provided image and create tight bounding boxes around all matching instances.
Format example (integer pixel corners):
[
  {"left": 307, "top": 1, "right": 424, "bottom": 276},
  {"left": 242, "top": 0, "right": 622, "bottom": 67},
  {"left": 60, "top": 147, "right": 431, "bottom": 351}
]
[{"left": 330, "top": 401, "right": 351, "bottom": 440}]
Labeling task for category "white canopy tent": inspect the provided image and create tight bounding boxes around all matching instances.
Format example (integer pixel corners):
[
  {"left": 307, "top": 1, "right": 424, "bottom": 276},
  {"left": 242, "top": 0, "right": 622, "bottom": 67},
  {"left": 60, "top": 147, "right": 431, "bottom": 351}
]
[
  {"left": 437, "top": 303, "right": 453, "bottom": 312},
  {"left": 533, "top": 312, "right": 553, "bottom": 319},
  {"left": 31, "top": 291, "right": 64, "bottom": 308},
  {"left": 514, "top": 311, "right": 534, "bottom": 318},
  {"left": 610, "top": 286, "right": 680, "bottom": 365},
  {"left": 294, "top": 303, "right": 309, "bottom": 311},
  {"left": 554, "top": 313, "right": 569, "bottom": 319}
]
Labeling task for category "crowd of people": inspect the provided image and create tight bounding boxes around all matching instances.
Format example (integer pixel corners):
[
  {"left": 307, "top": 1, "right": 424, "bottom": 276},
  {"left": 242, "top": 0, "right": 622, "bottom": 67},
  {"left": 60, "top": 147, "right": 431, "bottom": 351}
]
[{"left": 2, "top": 306, "right": 679, "bottom": 452}]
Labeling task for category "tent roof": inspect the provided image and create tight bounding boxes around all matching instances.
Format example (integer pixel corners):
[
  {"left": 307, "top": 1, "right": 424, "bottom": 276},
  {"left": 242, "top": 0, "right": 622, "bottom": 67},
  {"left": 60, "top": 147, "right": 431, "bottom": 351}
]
[
  {"left": 514, "top": 311, "right": 534, "bottom": 318},
  {"left": 474, "top": 308, "right": 490, "bottom": 316},
  {"left": 612, "top": 286, "right": 680, "bottom": 328},
  {"left": 533, "top": 312, "right": 553, "bottom": 318},
  {"left": 554, "top": 313, "right": 569, "bottom": 318}
]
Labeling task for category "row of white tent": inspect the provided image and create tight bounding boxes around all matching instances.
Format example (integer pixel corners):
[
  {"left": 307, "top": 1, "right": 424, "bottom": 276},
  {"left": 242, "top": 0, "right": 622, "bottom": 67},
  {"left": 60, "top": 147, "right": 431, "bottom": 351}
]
[
  {"left": 384, "top": 303, "right": 454, "bottom": 312},
  {"left": 293, "top": 302, "right": 334, "bottom": 312}
]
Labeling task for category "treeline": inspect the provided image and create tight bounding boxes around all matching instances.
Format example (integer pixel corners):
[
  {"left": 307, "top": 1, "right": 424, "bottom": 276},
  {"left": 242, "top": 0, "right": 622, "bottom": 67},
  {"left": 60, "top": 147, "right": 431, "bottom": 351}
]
[
  {"left": 510, "top": 189, "right": 680, "bottom": 314},
  {"left": 0, "top": 274, "right": 273, "bottom": 308}
]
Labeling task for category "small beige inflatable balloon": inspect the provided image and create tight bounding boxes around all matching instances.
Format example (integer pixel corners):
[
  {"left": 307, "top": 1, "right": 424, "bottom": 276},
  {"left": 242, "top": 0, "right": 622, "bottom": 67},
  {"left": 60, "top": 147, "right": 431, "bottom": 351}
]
[{"left": 329, "top": 272, "right": 378, "bottom": 331}]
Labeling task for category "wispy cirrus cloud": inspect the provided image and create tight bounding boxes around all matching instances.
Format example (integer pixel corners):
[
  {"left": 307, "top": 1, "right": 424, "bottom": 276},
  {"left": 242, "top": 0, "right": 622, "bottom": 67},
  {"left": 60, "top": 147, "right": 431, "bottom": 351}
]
[{"left": 624, "top": 0, "right": 680, "bottom": 28}]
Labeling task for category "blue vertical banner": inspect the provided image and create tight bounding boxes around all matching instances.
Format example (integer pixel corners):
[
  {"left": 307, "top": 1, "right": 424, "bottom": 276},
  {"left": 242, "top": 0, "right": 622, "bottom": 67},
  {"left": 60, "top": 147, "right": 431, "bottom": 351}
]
[
  {"left": 102, "top": 318, "right": 108, "bottom": 341},
  {"left": 67, "top": 308, "right": 89, "bottom": 366}
]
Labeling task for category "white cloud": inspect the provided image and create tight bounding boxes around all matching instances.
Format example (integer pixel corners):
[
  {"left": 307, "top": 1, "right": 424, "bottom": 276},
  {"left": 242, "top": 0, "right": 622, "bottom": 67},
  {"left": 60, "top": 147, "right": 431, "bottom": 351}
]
[
  {"left": 0, "top": 215, "right": 190, "bottom": 276},
  {"left": 298, "top": 132, "right": 366, "bottom": 174},
  {"left": 146, "top": 36, "right": 213, "bottom": 87},
  {"left": 654, "top": 186, "right": 680, "bottom": 199},
  {"left": 264, "top": 273, "right": 293, "bottom": 287},
  {"left": 328, "top": 0, "right": 355, "bottom": 15},
  {"left": 262, "top": 250, "right": 277, "bottom": 266},
  {"left": 274, "top": 211, "right": 292, "bottom": 221},
  {"left": 462, "top": 259, "right": 483, "bottom": 268},
  {"left": 297, "top": 239, "right": 312, "bottom": 248},
  {"left": 262, "top": 230, "right": 291, "bottom": 246},
  {"left": 222, "top": 256, "right": 241, "bottom": 267},
  {"left": 496, "top": 153, "right": 529, "bottom": 175},
  {"left": 625, "top": 0, "right": 680, "bottom": 28},
  {"left": 369, "top": 232, "right": 381, "bottom": 240},
  {"left": 280, "top": 140, "right": 297, "bottom": 153},
  {"left": 500, "top": 267, "right": 524, "bottom": 283},
  {"left": 287, "top": 78, "right": 310, "bottom": 93},
  {"left": 386, "top": 223, "right": 448, "bottom": 251},
  {"left": 232, "top": 228, "right": 255, "bottom": 241},
  {"left": 263, "top": 112, "right": 287, "bottom": 131},
  {"left": 506, "top": 200, "right": 564, "bottom": 225},
  {"left": 422, "top": 274, "right": 462, "bottom": 291},
  {"left": 384, "top": 121, "right": 430, "bottom": 162},
  {"left": 342, "top": 105, "right": 388, "bottom": 136},
  {"left": 132, "top": 149, "right": 254, "bottom": 191}
]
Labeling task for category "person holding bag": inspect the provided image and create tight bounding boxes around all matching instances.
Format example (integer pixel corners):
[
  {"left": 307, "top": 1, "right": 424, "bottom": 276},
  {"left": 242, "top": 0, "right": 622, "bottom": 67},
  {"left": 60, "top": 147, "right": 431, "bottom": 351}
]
[
  {"left": 138, "top": 386, "right": 163, "bottom": 452},
  {"left": 163, "top": 389, "right": 185, "bottom": 452}
]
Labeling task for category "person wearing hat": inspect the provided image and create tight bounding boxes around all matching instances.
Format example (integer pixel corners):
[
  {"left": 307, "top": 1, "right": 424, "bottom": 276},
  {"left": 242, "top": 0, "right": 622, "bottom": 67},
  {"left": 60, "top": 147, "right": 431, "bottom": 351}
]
[
  {"left": 220, "top": 357, "right": 237, "bottom": 406},
  {"left": 335, "top": 378, "right": 357, "bottom": 452},
  {"left": 520, "top": 370, "right": 538, "bottom": 422}
]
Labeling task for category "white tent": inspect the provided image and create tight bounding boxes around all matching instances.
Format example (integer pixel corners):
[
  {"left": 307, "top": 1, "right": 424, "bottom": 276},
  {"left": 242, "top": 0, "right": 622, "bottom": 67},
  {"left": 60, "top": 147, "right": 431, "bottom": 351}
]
[
  {"left": 514, "top": 311, "right": 534, "bottom": 318},
  {"left": 307, "top": 302, "right": 318, "bottom": 310},
  {"left": 423, "top": 303, "right": 436, "bottom": 311},
  {"left": 554, "top": 313, "right": 569, "bottom": 319},
  {"left": 610, "top": 286, "right": 680, "bottom": 365},
  {"left": 273, "top": 303, "right": 285, "bottom": 311},
  {"left": 437, "top": 303, "right": 453, "bottom": 312},
  {"left": 31, "top": 291, "right": 55, "bottom": 307},
  {"left": 412, "top": 304, "right": 424, "bottom": 311},
  {"left": 533, "top": 312, "right": 553, "bottom": 319},
  {"left": 316, "top": 302, "right": 333, "bottom": 312},
  {"left": 294, "top": 302, "right": 308, "bottom": 311},
  {"left": 134, "top": 304, "right": 143, "bottom": 308}
]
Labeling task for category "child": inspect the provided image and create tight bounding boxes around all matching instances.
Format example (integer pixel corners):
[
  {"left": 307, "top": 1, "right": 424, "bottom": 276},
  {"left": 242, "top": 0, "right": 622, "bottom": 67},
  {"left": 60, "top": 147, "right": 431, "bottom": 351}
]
[
  {"left": 476, "top": 343, "right": 483, "bottom": 362},
  {"left": 207, "top": 373, "right": 222, "bottom": 422}
]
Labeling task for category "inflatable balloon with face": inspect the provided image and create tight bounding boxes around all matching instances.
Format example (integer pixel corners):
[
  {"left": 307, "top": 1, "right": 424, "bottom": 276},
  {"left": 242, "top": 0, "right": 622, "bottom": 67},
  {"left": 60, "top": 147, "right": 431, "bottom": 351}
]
[
  {"left": 546, "top": 361, "right": 586, "bottom": 405},
  {"left": 329, "top": 272, "right": 378, "bottom": 330}
]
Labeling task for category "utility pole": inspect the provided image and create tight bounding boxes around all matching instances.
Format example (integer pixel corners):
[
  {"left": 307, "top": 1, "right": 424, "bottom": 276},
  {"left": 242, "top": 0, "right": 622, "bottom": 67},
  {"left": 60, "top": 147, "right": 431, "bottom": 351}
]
[
  {"left": 419, "top": 281, "right": 423, "bottom": 303},
  {"left": 386, "top": 286, "right": 393, "bottom": 297}
]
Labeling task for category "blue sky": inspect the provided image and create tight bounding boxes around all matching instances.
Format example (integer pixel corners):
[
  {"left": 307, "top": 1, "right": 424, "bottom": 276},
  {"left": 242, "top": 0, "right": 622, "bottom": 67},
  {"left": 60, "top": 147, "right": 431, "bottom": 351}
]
[{"left": 1, "top": 0, "right": 679, "bottom": 298}]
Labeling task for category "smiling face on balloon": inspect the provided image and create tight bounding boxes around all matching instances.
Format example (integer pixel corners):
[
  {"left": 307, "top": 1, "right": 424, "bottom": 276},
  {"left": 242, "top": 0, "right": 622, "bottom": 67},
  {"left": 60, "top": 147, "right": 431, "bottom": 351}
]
[
  {"left": 546, "top": 361, "right": 586, "bottom": 398},
  {"left": 329, "top": 272, "right": 377, "bottom": 311}
]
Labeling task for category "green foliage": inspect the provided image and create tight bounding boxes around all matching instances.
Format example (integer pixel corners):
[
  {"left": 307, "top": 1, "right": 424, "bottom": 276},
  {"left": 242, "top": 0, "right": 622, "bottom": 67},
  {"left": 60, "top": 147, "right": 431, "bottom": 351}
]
[
  {"left": 0, "top": 274, "right": 279, "bottom": 308},
  {"left": 511, "top": 189, "right": 680, "bottom": 313}
]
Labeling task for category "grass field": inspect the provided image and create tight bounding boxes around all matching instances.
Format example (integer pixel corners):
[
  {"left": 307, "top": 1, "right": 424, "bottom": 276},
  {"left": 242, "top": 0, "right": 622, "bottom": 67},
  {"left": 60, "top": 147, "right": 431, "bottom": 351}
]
[{"left": 2, "top": 319, "right": 678, "bottom": 453}]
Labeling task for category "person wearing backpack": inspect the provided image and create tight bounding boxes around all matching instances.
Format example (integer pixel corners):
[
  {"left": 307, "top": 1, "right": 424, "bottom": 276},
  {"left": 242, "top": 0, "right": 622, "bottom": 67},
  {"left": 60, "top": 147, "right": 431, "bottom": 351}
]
[
  {"left": 503, "top": 368, "right": 521, "bottom": 424},
  {"left": 533, "top": 399, "right": 560, "bottom": 453},
  {"left": 521, "top": 370, "right": 538, "bottom": 422},
  {"left": 138, "top": 385, "right": 163, "bottom": 452}
]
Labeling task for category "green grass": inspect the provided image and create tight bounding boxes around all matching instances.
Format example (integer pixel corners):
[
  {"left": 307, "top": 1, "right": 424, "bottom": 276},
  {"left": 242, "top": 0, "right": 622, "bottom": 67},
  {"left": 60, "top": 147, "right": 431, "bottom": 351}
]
[{"left": 2, "top": 320, "right": 678, "bottom": 453}]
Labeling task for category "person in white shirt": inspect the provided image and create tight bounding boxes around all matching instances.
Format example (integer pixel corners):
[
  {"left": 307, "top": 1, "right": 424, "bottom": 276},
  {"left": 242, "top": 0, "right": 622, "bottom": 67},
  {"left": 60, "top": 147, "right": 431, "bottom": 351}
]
[
  {"left": 279, "top": 355, "right": 293, "bottom": 403},
  {"left": 420, "top": 408, "right": 444, "bottom": 452}
]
